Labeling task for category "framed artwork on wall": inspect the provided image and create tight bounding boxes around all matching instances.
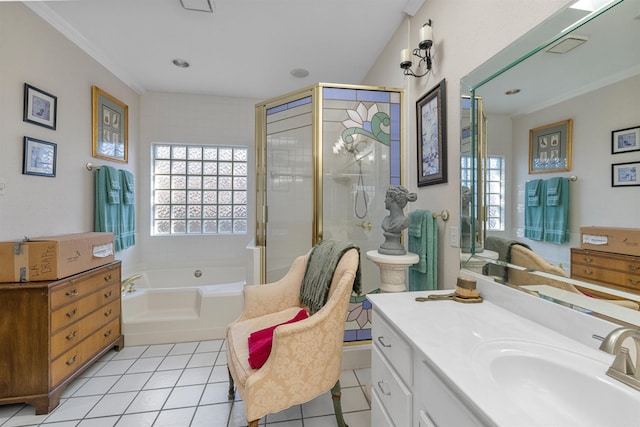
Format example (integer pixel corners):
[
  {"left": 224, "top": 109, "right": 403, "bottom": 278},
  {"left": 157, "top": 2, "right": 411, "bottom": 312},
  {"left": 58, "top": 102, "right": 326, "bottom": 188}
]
[
  {"left": 416, "top": 79, "right": 447, "bottom": 187},
  {"left": 612, "top": 125, "right": 640, "bottom": 154},
  {"left": 612, "top": 161, "right": 640, "bottom": 187},
  {"left": 92, "top": 86, "right": 128, "bottom": 163},
  {"left": 529, "top": 119, "right": 572, "bottom": 174},
  {"left": 23, "top": 84, "right": 57, "bottom": 130},
  {"left": 23, "top": 136, "right": 56, "bottom": 177}
]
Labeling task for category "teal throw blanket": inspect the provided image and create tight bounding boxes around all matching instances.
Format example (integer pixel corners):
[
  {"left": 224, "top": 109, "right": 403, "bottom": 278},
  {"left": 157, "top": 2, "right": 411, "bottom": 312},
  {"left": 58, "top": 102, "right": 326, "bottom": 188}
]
[{"left": 300, "top": 240, "right": 361, "bottom": 314}]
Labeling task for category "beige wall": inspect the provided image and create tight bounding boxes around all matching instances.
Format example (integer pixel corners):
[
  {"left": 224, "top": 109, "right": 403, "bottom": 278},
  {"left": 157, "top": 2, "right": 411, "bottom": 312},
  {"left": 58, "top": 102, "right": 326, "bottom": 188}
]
[{"left": 364, "top": 0, "right": 572, "bottom": 289}]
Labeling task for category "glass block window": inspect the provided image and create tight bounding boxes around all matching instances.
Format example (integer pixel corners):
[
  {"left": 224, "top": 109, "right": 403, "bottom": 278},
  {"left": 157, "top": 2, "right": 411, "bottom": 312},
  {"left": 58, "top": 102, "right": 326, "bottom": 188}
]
[
  {"left": 152, "top": 144, "right": 248, "bottom": 235},
  {"left": 460, "top": 155, "right": 505, "bottom": 231}
]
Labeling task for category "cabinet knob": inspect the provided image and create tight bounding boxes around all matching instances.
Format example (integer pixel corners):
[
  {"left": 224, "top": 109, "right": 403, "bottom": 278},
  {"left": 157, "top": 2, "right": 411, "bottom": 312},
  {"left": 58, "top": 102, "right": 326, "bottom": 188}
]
[
  {"left": 66, "top": 355, "right": 77, "bottom": 366},
  {"left": 66, "top": 330, "right": 77, "bottom": 341},
  {"left": 65, "top": 288, "right": 79, "bottom": 297},
  {"left": 583, "top": 269, "right": 593, "bottom": 275},
  {"left": 104, "top": 309, "right": 113, "bottom": 317},
  {"left": 377, "top": 336, "right": 391, "bottom": 348},
  {"left": 104, "top": 290, "right": 113, "bottom": 298},
  {"left": 583, "top": 257, "right": 593, "bottom": 263},
  {"left": 104, "top": 274, "right": 112, "bottom": 281},
  {"left": 104, "top": 329, "right": 112, "bottom": 338},
  {"left": 66, "top": 308, "right": 77, "bottom": 319},
  {"left": 377, "top": 380, "right": 391, "bottom": 396}
]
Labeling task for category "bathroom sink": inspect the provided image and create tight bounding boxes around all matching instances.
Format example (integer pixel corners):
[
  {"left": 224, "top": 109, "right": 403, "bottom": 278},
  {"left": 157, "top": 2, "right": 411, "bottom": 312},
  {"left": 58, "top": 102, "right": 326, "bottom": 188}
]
[{"left": 473, "top": 340, "right": 640, "bottom": 426}]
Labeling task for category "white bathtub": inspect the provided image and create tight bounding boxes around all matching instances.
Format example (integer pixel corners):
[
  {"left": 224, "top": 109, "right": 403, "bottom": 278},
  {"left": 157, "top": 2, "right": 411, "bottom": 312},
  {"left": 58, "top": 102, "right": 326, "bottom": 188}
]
[{"left": 121, "top": 267, "right": 245, "bottom": 345}]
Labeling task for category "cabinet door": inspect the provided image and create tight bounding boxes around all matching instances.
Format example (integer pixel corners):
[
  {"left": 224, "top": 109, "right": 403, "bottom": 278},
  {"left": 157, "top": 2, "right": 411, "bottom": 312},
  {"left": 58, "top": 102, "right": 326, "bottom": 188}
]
[{"left": 371, "top": 387, "right": 396, "bottom": 427}]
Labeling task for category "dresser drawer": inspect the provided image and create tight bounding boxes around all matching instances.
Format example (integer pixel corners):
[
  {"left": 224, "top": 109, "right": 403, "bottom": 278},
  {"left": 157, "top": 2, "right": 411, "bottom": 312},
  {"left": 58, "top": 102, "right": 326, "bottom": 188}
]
[
  {"left": 51, "top": 299, "right": 121, "bottom": 359},
  {"left": 51, "top": 282, "right": 120, "bottom": 332},
  {"left": 572, "top": 266, "right": 640, "bottom": 292},
  {"left": 572, "top": 249, "right": 640, "bottom": 274},
  {"left": 372, "top": 311, "right": 412, "bottom": 385},
  {"left": 51, "top": 317, "right": 120, "bottom": 387},
  {"left": 372, "top": 345, "right": 411, "bottom": 427},
  {"left": 50, "top": 267, "right": 118, "bottom": 310}
]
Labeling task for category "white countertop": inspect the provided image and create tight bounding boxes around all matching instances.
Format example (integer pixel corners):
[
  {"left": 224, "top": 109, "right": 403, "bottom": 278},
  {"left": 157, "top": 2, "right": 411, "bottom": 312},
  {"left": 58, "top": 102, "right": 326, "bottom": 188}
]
[{"left": 368, "top": 290, "right": 639, "bottom": 426}]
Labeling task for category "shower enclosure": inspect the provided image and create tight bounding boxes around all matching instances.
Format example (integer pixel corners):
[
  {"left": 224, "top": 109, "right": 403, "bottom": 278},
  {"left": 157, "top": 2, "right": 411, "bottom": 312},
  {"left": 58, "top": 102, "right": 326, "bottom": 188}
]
[{"left": 255, "top": 83, "right": 403, "bottom": 342}]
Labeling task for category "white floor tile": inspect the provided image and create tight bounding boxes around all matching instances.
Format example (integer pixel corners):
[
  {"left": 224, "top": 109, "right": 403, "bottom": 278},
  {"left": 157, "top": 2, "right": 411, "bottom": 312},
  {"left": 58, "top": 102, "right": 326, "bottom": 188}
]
[
  {"left": 72, "top": 375, "right": 120, "bottom": 397},
  {"left": 126, "top": 356, "right": 164, "bottom": 374},
  {"left": 209, "top": 365, "right": 230, "bottom": 383},
  {"left": 214, "top": 351, "right": 227, "bottom": 366},
  {"left": 264, "top": 419, "right": 303, "bottom": 426},
  {"left": 154, "top": 407, "right": 196, "bottom": 427},
  {"left": 340, "top": 385, "right": 370, "bottom": 412},
  {"left": 264, "top": 404, "right": 302, "bottom": 423},
  {"left": 77, "top": 415, "right": 119, "bottom": 426},
  {"left": 86, "top": 392, "right": 137, "bottom": 418},
  {"left": 1, "top": 405, "right": 48, "bottom": 427},
  {"left": 169, "top": 342, "right": 199, "bottom": 356},
  {"left": 301, "top": 414, "right": 338, "bottom": 427},
  {"left": 339, "top": 370, "right": 359, "bottom": 388},
  {"left": 177, "top": 366, "right": 213, "bottom": 386},
  {"left": 110, "top": 372, "right": 153, "bottom": 393},
  {"left": 344, "top": 409, "right": 371, "bottom": 426},
  {"left": 200, "top": 382, "right": 234, "bottom": 405},
  {"left": 143, "top": 369, "right": 182, "bottom": 390},
  {"left": 301, "top": 392, "right": 334, "bottom": 419},
  {"left": 115, "top": 411, "right": 158, "bottom": 427},
  {"left": 354, "top": 367, "right": 371, "bottom": 386},
  {"left": 42, "top": 395, "right": 102, "bottom": 423},
  {"left": 157, "top": 354, "right": 190, "bottom": 371},
  {"left": 141, "top": 344, "right": 174, "bottom": 358},
  {"left": 38, "top": 421, "right": 78, "bottom": 427},
  {"left": 187, "top": 351, "right": 216, "bottom": 368},
  {"left": 196, "top": 339, "right": 224, "bottom": 353},
  {"left": 163, "top": 384, "right": 205, "bottom": 409},
  {"left": 126, "top": 388, "right": 172, "bottom": 414},
  {"left": 96, "top": 359, "right": 135, "bottom": 377},
  {"left": 191, "top": 403, "right": 232, "bottom": 427},
  {"left": 110, "top": 345, "right": 148, "bottom": 360},
  {"left": 78, "top": 361, "right": 108, "bottom": 378}
]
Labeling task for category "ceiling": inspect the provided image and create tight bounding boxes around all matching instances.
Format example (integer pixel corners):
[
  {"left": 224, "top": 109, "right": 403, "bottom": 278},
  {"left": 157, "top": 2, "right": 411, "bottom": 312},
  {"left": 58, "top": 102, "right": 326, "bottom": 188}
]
[{"left": 25, "top": 0, "right": 425, "bottom": 101}]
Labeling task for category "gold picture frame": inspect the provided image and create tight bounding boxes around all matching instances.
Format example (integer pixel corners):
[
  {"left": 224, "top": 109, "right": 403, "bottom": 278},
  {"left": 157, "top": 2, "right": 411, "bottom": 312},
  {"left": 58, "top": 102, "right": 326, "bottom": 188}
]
[
  {"left": 529, "top": 119, "right": 572, "bottom": 174},
  {"left": 92, "top": 86, "right": 128, "bottom": 163}
]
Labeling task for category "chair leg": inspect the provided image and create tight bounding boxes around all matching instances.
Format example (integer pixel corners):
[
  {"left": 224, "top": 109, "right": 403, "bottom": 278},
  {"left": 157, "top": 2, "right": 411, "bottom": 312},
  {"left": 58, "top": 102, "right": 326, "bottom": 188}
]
[
  {"left": 227, "top": 367, "right": 236, "bottom": 400},
  {"left": 248, "top": 420, "right": 259, "bottom": 427},
  {"left": 331, "top": 380, "right": 349, "bottom": 427}
]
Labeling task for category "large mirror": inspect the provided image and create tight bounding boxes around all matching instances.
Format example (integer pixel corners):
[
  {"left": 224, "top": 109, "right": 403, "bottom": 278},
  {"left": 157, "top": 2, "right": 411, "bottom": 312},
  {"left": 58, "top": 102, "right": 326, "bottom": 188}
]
[{"left": 460, "top": 0, "right": 640, "bottom": 327}]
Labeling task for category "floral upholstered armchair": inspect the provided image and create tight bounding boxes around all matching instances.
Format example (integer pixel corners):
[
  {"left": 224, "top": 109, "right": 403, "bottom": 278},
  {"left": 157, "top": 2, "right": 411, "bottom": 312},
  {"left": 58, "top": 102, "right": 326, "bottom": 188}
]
[{"left": 225, "top": 242, "right": 360, "bottom": 427}]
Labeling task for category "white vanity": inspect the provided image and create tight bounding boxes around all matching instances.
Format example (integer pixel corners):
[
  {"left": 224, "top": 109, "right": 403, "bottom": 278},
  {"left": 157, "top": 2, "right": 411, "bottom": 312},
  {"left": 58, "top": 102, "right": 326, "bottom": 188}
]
[{"left": 368, "top": 274, "right": 640, "bottom": 426}]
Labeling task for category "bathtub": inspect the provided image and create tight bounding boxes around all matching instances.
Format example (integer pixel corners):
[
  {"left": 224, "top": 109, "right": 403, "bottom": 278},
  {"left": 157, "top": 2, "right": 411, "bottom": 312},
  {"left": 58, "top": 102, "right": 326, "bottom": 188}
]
[{"left": 121, "top": 267, "right": 245, "bottom": 346}]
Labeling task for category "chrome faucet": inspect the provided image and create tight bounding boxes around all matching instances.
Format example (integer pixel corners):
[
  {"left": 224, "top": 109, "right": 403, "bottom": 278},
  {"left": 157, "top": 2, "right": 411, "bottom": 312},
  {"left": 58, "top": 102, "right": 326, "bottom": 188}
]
[
  {"left": 599, "top": 327, "right": 640, "bottom": 391},
  {"left": 121, "top": 274, "right": 142, "bottom": 294}
]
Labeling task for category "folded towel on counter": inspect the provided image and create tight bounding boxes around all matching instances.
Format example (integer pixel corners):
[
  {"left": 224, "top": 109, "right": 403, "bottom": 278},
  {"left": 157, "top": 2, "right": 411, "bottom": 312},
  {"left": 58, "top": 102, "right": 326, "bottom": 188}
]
[{"left": 247, "top": 309, "right": 309, "bottom": 369}]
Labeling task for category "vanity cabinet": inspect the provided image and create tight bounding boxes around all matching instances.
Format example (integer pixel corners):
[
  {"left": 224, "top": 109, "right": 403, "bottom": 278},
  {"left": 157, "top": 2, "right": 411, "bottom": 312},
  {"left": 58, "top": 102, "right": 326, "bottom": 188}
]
[
  {"left": 371, "top": 308, "right": 486, "bottom": 426},
  {"left": 0, "top": 261, "right": 124, "bottom": 414},
  {"left": 571, "top": 248, "right": 640, "bottom": 295}
]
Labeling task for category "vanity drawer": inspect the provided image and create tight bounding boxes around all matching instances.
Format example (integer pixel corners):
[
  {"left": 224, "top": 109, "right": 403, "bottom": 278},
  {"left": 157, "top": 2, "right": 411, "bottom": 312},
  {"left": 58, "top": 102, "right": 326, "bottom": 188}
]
[
  {"left": 372, "top": 345, "right": 411, "bottom": 427},
  {"left": 372, "top": 311, "right": 412, "bottom": 385},
  {"left": 371, "top": 386, "right": 395, "bottom": 427},
  {"left": 51, "top": 299, "right": 121, "bottom": 359},
  {"left": 51, "top": 282, "right": 120, "bottom": 332},
  {"left": 50, "top": 267, "right": 118, "bottom": 311}
]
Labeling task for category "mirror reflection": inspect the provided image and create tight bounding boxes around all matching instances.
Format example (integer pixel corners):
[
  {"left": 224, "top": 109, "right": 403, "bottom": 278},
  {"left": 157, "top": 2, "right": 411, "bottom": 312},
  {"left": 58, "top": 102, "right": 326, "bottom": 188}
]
[{"left": 460, "top": 0, "right": 640, "bottom": 326}]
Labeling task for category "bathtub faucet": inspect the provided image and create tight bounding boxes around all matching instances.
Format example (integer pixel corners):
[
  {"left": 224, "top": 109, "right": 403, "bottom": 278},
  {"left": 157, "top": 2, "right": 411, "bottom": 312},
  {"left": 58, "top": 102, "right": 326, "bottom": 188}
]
[{"left": 121, "top": 274, "right": 142, "bottom": 294}]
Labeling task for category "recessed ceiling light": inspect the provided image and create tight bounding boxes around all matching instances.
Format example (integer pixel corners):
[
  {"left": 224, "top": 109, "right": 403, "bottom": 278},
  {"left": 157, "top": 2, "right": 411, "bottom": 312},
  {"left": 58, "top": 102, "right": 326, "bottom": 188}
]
[
  {"left": 172, "top": 59, "right": 190, "bottom": 68},
  {"left": 290, "top": 68, "right": 309, "bottom": 78},
  {"left": 505, "top": 89, "right": 521, "bottom": 95}
]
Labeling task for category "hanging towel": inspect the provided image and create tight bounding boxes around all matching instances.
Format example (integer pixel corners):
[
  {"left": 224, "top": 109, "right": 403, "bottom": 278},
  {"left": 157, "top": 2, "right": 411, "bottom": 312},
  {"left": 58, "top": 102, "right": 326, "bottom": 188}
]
[
  {"left": 119, "top": 169, "right": 136, "bottom": 250},
  {"left": 524, "top": 179, "right": 545, "bottom": 241},
  {"left": 543, "top": 177, "right": 570, "bottom": 244},
  {"left": 408, "top": 210, "right": 437, "bottom": 291},
  {"left": 482, "top": 236, "right": 531, "bottom": 282},
  {"left": 95, "top": 166, "right": 122, "bottom": 251}
]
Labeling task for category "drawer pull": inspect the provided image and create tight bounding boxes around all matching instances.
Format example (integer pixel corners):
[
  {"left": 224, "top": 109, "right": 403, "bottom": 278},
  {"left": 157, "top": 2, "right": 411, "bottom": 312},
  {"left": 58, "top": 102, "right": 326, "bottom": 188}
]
[
  {"left": 104, "top": 329, "right": 112, "bottom": 338},
  {"left": 65, "top": 288, "right": 79, "bottom": 297},
  {"left": 629, "top": 279, "right": 640, "bottom": 286},
  {"left": 66, "top": 330, "right": 78, "bottom": 341},
  {"left": 66, "top": 308, "right": 78, "bottom": 319},
  {"left": 66, "top": 355, "right": 77, "bottom": 366},
  {"left": 377, "top": 336, "right": 391, "bottom": 348},
  {"left": 377, "top": 380, "right": 391, "bottom": 396},
  {"left": 583, "top": 269, "right": 593, "bottom": 275},
  {"left": 104, "top": 290, "right": 113, "bottom": 298},
  {"left": 104, "top": 309, "right": 113, "bottom": 317},
  {"left": 629, "top": 265, "right": 639, "bottom": 271},
  {"left": 104, "top": 274, "right": 112, "bottom": 281},
  {"left": 583, "top": 257, "right": 593, "bottom": 263}
]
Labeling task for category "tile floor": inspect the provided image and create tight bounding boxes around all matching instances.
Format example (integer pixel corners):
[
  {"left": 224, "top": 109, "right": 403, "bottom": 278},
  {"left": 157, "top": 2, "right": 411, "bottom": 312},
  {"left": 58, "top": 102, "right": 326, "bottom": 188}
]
[{"left": 0, "top": 340, "right": 371, "bottom": 427}]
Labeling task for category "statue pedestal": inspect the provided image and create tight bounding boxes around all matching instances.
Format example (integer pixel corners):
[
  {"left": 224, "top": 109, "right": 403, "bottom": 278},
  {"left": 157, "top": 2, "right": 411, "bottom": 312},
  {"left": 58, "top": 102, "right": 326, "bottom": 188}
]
[{"left": 366, "top": 250, "right": 419, "bottom": 293}]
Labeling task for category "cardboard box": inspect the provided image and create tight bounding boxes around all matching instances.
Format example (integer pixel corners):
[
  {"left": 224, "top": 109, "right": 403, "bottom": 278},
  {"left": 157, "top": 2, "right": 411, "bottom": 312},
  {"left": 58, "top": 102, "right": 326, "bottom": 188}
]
[
  {"left": 580, "top": 226, "right": 640, "bottom": 257},
  {"left": 0, "top": 232, "right": 114, "bottom": 282}
]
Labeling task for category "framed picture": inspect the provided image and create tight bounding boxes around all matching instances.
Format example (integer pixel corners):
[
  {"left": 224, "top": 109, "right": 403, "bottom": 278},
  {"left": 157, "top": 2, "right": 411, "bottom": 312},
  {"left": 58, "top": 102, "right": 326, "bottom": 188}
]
[
  {"left": 612, "top": 125, "right": 640, "bottom": 154},
  {"left": 612, "top": 161, "right": 640, "bottom": 187},
  {"left": 23, "top": 137, "right": 56, "bottom": 177},
  {"left": 529, "top": 119, "right": 572, "bottom": 174},
  {"left": 23, "top": 84, "right": 57, "bottom": 130},
  {"left": 92, "top": 86, "right": 128, "bottom": 163},
  {"left": 417, "top": 79, "right": 447, "bottom": 187}
]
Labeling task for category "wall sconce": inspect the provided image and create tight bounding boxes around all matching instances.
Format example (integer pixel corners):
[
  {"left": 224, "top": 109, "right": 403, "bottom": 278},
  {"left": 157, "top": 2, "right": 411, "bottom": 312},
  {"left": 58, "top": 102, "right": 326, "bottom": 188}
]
[{"left": 400, "top": 20, "right": 433, "bottom": 78}]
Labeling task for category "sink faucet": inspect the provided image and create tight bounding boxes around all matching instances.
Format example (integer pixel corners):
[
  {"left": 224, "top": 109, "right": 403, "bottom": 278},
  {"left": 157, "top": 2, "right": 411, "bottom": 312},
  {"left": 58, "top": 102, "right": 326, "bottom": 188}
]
[{"left": 599, "top": 327, "right": 640, "bottom": 391}]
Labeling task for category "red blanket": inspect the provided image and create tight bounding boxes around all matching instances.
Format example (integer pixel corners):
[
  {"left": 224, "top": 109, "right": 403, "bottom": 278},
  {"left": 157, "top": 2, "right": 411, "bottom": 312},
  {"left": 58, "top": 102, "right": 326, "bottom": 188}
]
[{"left": 248, "top": 309, "right": 309, "bottom": 369}]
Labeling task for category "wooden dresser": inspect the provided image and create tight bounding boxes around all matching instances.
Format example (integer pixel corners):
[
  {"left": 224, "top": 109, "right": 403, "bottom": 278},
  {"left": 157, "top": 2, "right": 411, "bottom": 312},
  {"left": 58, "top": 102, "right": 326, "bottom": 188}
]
[
  {"left": 571, "top": 248, "right": 640, "bottom": 296},
  {"left": 0, "top": 261, "right": 124, "bottom": 414}
]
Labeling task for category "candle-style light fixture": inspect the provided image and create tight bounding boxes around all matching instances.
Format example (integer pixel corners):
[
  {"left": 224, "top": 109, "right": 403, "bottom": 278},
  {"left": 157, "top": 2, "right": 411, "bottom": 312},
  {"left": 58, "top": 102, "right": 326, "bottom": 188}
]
[{"left": 400, "top": 20, "right": 433, "bottom": 78}]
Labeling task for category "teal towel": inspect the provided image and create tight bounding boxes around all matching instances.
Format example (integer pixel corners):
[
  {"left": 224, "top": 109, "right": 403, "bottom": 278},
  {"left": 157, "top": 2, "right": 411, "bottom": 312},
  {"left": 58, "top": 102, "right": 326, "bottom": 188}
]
[
  {"left": 300, "top": 240, "right": 361, "bottom": 314},
  {"left": 543, "top": 177, "right": 570, "bottom": 244},
  {"left": 524, "top": 179, "right": 545, "bottom": 241},
  {"left": 408, "top": 210, "right": 437, "bottom": 291},
  {"left": 119, "top": 170, "right": 136, "bottom": 250},
  {"left": 95, "top": 166, "right": 122, "bottom": 250}
]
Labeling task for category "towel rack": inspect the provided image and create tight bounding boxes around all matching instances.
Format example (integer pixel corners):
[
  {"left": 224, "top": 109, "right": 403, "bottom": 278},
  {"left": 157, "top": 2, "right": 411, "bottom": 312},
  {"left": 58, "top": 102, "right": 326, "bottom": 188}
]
[
  {"left": 569, "top": 175, "right": 578, "bottom": 181},
  {"left": 432, "top": 209, "right": 450, "bottom": 222},
  {"left": 86, "top": 162, "right": 102, "bottom": 171}
]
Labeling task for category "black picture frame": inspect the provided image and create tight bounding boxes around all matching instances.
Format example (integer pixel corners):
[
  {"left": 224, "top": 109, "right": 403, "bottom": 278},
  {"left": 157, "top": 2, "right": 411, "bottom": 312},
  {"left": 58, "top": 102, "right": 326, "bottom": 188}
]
[
  {"left": 612, "top": 125, "right": 640, "bottom": 155},
  {"left": 23, "top": 83, "right": 57, "bottom": 130},
  {"left": 417, "top": 79, "right": 447, "bottom": 187},
  {"left": 23, "top": 136, "right": 57, "bottom": 177},
  {"left": 612, "top": 161, "right": 640, "bottom": 187}
]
